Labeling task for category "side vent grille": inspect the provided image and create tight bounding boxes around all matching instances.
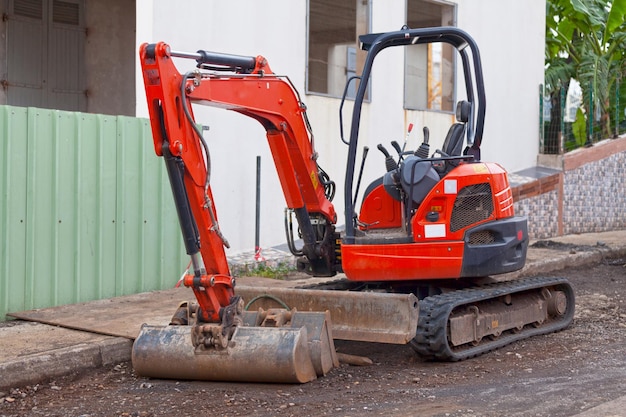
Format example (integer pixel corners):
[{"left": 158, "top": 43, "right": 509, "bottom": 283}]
[
  {"left": 450, "top": 183, "right": 493, "bottom": 232},
  {"left": 468, "top": 230, "right": 496, "bottom": 245}
]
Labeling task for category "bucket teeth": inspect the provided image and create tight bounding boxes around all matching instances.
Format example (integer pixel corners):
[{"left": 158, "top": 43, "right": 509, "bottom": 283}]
[{"left": 169, "top": 302, "right": 190, "bottom": 325}]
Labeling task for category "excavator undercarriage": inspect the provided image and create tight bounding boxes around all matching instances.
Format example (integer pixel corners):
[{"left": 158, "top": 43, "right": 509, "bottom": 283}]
[{"left": 413, "top": 276, "right": 574, "bottom": 361}]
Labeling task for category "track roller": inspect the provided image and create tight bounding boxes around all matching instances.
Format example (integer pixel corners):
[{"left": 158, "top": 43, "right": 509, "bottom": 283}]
[{"left": 411, "top": 276, "right": 575, "bottom": 361}]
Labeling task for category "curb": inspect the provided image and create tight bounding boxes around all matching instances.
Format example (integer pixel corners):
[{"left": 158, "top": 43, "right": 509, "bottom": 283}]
[
  {"left": 495, "top": 245, "right": 626, "bottom": 283},
  {"left": 521, "top": 247, "right": 625, "bottom": 278},
  {"left": 574, "top": 394, "right": 626, "bottom": 416},
  {"left": 0, "top": 337, "right": 131, "bottom": 391}
]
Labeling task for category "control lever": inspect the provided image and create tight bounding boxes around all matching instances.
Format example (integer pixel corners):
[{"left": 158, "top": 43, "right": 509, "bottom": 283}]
[
  {"left": 390, "top": 141, "right": 402, "bottom": 157},
  {"left": 377, "top": 144, "right": 398, "bottom": 172},
  {"left": 401, "top": 123, "right": 414, "bottom": 153},
  {"left": 415, "top": 126, "right": 430, "bottom": 159}
]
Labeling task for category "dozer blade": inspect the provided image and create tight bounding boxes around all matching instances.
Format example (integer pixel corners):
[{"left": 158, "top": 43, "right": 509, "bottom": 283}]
[
  {"left": 132, "top": 311, "right": 337, "bottom": 384},
  {"left": 237, "top": 286, "right": 419, "bottom": 344}
]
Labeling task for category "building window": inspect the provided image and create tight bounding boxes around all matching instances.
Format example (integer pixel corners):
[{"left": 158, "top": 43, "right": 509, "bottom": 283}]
[
  {"left": 405, "top": 0, "right": 456, "bottom": 112},
  {"left": 307, "top": 0, "right": 370, "bottom": 99}
]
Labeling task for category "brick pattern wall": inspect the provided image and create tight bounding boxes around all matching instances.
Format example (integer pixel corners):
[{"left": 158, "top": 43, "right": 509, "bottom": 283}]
[
  {"left": 562, "top": 152, "right": 626, "bottom": 234},
  {"left": 514, "top": 189, "right": 560, "bottom": 239}
]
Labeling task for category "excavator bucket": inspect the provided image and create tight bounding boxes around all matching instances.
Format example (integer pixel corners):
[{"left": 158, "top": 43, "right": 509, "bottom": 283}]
[{"left": 132, "top": 310, "right": 338, "bottom": 384}]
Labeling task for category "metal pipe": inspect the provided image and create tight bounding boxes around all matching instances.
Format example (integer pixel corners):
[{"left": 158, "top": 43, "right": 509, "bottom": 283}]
[
  {"left": 352, "top": 146, "right": 369, "bottom": 208},
  {"left": 255, "top": 156, "right": 262, "bottom": 260}
]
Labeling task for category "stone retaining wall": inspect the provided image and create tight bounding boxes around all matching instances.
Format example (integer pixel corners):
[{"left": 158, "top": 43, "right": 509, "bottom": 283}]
[{"left": 514, "top": 137, "right": 626, "bottom": 239}]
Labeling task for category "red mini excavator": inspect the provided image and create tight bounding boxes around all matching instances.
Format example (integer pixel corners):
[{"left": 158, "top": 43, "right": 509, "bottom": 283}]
[{"left": 132, "top": 26, "right": 574, "bottom": 383}]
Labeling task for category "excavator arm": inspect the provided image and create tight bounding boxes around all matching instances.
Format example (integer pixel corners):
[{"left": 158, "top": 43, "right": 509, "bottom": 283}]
[
  {"left": 132, "top": 42, "right": 341, "bottom": 383},
  {"left": 140, "top": 42, "right": 338, "bottom": 322}
]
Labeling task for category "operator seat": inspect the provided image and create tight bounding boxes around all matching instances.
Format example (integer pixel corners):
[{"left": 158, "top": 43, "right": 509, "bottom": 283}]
[{"left": 435, "top": 100, "right": 471, "bottom": 176}]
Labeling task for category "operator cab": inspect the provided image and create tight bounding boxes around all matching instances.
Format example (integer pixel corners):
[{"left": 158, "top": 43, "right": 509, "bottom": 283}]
[
  {"left": 353, "top": 101, "right": 474, "bottom": 242},
  {"left": 394, "top": 99, "right": 473, "bottom": 206},
  {"left": 343, "top": 26, "right": 487, "bottom": 246}
]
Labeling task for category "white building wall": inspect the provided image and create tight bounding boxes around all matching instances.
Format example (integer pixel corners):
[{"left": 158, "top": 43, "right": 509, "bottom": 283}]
[
  {"left": 135, "top": 0, "right": 308, "bottom": 256},
  {"left": 456, "top": 0, "right": 545, "bottom": 172},
  {"left": 135, "top": 0, "right": 544, "bottom": 255}
]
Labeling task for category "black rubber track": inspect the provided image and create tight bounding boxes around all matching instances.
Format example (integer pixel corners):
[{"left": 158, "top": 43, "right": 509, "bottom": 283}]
[{"left": 409, "top": 276, "right": 575, "bottom": 361}]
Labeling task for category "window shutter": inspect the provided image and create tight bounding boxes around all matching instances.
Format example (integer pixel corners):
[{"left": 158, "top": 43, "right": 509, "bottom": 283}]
[
  {"left": 13, "top": 0, "right": 43, "bottom": 20},
  {"left": 53, "top": 0, "right": 80, "bottom": 25}
]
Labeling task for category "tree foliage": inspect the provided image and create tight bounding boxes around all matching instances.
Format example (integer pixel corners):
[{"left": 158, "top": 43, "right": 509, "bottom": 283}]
[{"left": 546, "top": 0, "right": 626, "bottom": 139}]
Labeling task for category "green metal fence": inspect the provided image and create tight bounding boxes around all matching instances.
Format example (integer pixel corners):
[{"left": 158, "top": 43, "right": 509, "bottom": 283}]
[
  {"left": 540, "top": 80, "right": 626, "bottom": 154},
  {"left": 0, "top": 105, "right": 187, "bottom": 319}
]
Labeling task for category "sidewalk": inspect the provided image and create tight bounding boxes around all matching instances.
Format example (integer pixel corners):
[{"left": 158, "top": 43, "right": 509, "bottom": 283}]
[{"left": 1, "top": 230, "right": 625, "bottom": 399}]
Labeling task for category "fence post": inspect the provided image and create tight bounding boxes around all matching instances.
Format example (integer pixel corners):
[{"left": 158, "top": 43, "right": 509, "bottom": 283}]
[
  {"left": 614, "top": 76, "right": 621, "bottom": 138},
  {"left": 254, "top": 155, "right": 264, "bottom": 262},
  {"left": 539, "top": 84, "right": 544, "bottom": 152},
  {"left": 560, "top": 86, "right": 565, "bottom": 153},
  {"left": 586, "top": 82, "right": 593, "bottom": 145}
]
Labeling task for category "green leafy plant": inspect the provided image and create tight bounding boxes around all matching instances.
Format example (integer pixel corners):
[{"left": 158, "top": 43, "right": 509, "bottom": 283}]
[
  {"left": 546, "top": 0, "right": 626, "bottom": 141},
  {"left": 571, "top": 107, "right": 588, "bottom": 148},
  {"left": 231, "top": 260, "right": 297, "bottom": 279}
]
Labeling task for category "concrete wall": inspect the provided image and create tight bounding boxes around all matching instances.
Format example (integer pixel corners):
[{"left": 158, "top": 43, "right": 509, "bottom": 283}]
[
  {"left": 135, "top": 0, "right": 546, "bottom": 254},
  {"left": 135, "top": 0, "right": 313, "bottom": 256},
  {"left": 0, "top": 0, "right": 136, "bottom": 116},
  {"left": 515, "top": 188, "right": 561, "bottom": 239},
  {"left": 85, "top": 0, "right": 136, "bottom": 116},
  {"left": 563, "top": 153, "right": 626, "bottom": 234}
]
